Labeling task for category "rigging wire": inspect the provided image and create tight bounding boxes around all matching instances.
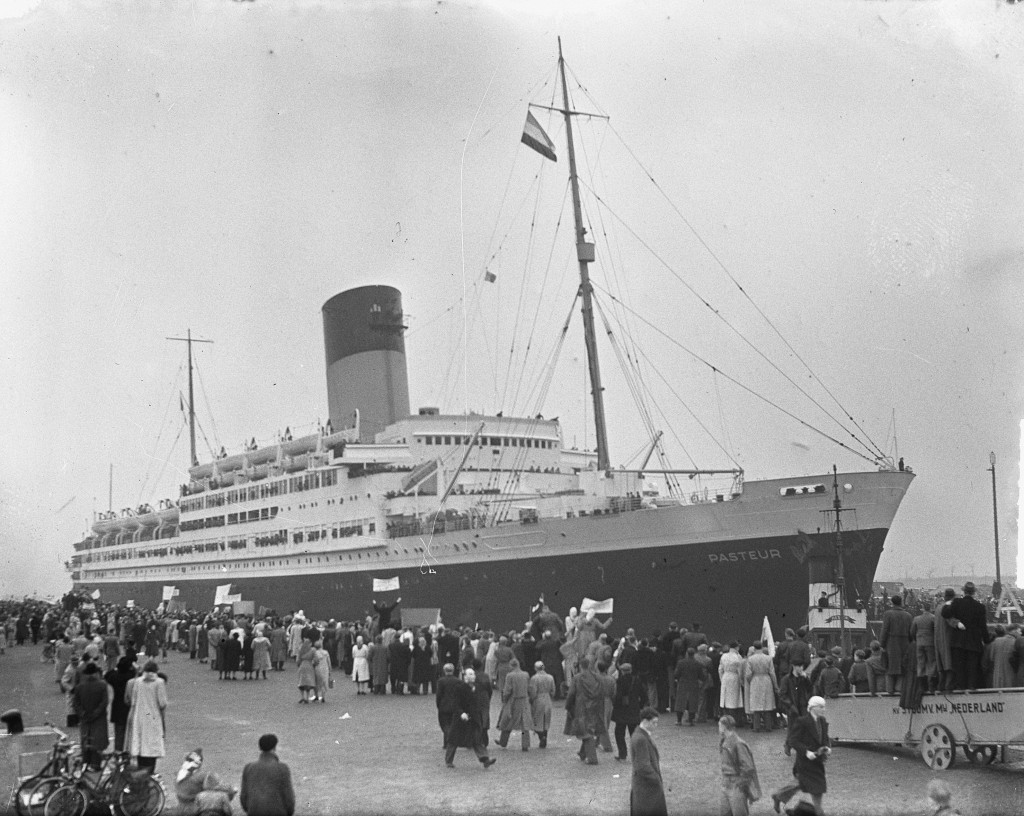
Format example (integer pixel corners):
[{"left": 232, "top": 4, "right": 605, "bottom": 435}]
[
  {"left": 507, "top": 180, "right": 572, "bottom": 416},
  {"left": 604, "top": 120, "right": 887, "bottom": 461},
  {"left": 194, "top": 358, "right": 221, "bottom": 454},
  {"left": 461, "top": 63, "right": 501, "bottom": 417},
  {"left": 149, "top": 418, "right": 187, "bottom": 504},
  {"left": 592, "top": 281, "right": 879, "bottom": 467},
  {"left": 136, "top": 363, "right": 184, "bottom": 504},
  {"left": 579, "top": 178, "right": 881, "bottom": 462}
]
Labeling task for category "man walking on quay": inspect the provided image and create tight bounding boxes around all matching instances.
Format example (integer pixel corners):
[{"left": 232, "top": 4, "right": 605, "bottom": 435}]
[
  {"left": 719, "top": 714, "right": 760, "bottom": 816},
  {"left": 436, "top": 663, "right": 461, "bottom": 747},
  {"left": 565, "top": 656, "right": 606, "bottom": 765},
  {"left": 771, "top": 696, "right": 831, "bottom": 816},
  {"left": 240, "top": 734, "right": 295, "bottom": 816},
  {"left": 629, "top": 707, "right": 666, "bottom": 816},
  {"left": 445, "top": 668, "right": 497, "bottom": 769}
]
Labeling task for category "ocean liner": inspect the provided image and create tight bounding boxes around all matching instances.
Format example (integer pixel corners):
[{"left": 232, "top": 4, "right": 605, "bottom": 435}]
[{"left": 68, "top": 43, "right": 914, "bottom": 639}]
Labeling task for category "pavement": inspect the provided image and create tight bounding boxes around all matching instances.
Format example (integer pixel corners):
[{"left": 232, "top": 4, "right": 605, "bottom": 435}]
[{"left": 2, "top": 644, "right": 1023, "bottom": 815}]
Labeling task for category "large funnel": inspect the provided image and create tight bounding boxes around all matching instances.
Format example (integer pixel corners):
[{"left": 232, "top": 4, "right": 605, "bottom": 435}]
[{"left": 322, "top": 286, "right": 410, "bottom": 443}]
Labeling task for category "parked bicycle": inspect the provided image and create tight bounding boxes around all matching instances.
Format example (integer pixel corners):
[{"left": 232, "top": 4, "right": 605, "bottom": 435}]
[
  {"left": 11, "top": 729, "right": 76, "bottom": 816},
  {"left": 39, "top": 747, "right": 164, "bottom": 816}
]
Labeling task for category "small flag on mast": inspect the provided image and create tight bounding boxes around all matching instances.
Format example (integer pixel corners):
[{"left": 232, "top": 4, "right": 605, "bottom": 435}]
[{"left": 521, "top": 111, "right": 557, "bottom": 162}]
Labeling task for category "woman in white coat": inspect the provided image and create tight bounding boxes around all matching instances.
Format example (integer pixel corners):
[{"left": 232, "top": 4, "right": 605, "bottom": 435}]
[{"left": 126, "top": 660, "right": 168, "bottom": 771}]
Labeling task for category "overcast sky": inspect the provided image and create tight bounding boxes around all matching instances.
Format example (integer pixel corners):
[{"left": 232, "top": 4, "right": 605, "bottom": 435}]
[{"left": 2, "top": 0, "right": 1022, "bottom": 600}]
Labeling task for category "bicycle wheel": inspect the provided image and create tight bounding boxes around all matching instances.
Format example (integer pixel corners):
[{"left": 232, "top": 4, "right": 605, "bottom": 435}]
[
  {"left": 41, "top": 784, "right": 86, "bottom": 816},
  {"left": 115, "top": 776, "right": 164, "bottom": 816},
  {"left": 14, "top": 776, "right": 61, "bottom": 816}
]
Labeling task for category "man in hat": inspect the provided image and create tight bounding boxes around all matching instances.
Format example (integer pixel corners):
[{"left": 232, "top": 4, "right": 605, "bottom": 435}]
[
  {"left": 771, "top": 696, "right": 830, "bottom": 815},
  {"left": 941, "top": 582, "right": 992, "bottom": 690},
  {"left": 240, "top": 734, "right": 294, "bottom": 816}
]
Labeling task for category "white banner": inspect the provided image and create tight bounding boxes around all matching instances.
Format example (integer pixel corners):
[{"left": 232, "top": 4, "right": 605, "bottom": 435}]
[
  {"left": 90, "top": 589, "right": 101, "bottom": 600},
  {"left": 373, "top": 577, "right": 400, "bottom": 592},
  {"left": 214, "top": 583, "right": 233, "bottom": 605},
  {"left": 225, "top": 593, "right": 242, "bottom": 604},
  {"left": 126, "top": 599, "right": 135, "bottom": 608},
  {"left": 581, "top": 597, "right": 614, "bottom": 615},
  {"left": 760, "top": 615, "right": 776, "bottom": 659},
  {"left": 162, "top": 585, "right": 177, "bottom": 601}
]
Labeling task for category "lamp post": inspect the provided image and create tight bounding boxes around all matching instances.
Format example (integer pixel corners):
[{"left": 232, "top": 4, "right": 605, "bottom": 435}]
[{"left": 989, "top": 452, "right": 1001, "bottom": 599}]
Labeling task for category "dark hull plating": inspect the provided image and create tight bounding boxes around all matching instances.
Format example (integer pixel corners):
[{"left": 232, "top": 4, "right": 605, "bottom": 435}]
[{"left": 85, "top": 527, "right": 886, "bottom": 641}]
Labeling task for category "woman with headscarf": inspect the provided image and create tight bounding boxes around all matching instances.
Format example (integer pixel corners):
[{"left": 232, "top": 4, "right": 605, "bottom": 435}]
[
  {"left": 297, "top": 639, "right": 316, "bottom": 703},
  {"left": 252, "top": 628, "right": 272, "bottom": 681},
  {"left": 222, "top": 632, "right": 242, "bottom": 681},
  {"left": 351, "top": 634, "right": 370, "bottom": 695},
  {"left": 411, "top": 635, "right": 433, "bottom": 695},
  {"left": 126, "top": 660, "right": 168, "bottom": 772}
]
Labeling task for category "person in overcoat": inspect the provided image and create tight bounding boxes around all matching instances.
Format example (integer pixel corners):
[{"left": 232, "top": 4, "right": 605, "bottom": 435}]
[
  {"left": 296, "top": 639, "right": 317, "bottom": 702},
  {"left": 880, "top": 595, "right": 914, "bottom": 694},
  {"left": 444, "top": 668, "right": 496, "bottom": 769},
  {"left": 932, "top": 589, "right": 958, "bottom": 691},
  {"left": 719, "top": 642, "right": 744, "bottom": 723},
  {"left": 983, "top": 625, "right": 1016, "bottom": 688},
  {"left": 497, "top": 658, "right": 534, "bottom": 750},
  {"left": 196, "top": 624, "right": 209, "bottom": 665},
  {"left": 771, "top": 695, "right": 830, "bottom": 816},
  {"left": 910, "top": 606, "right": 937, "bottom": 692},
  {"left": 71, "top": 663, "right": 109, "bottom": 768},
  {"left": 126, "top": 660, "right": 168, "bottom": 771},
  {"left": 369, "top": 634, "right": 389, "bottom": 694},
  {"left": 223, "top": 632, "right": 242, "bottom": 680},
  {"left": 564, "top": 656, "right": 606, "bottom": 764},
  {"left": 411, "top": 635, "right": 434, "bottom": 694},
  {"left": 104, "top": 655, "right": 135, "bottom": 751},
  {"left": 436, "top": 663, "right": 462, "bottom": 746},
  {"left": 941, "top": 581, "right": 993, "bottom": 690},
  {"left": 744, "top": 644, "right": 778, "bottom": 731},
  {"left": 252, "top": 630, "right": 272, "bottom": 680},
  {"left": 240, "top": 734, "right": 295, "bottom": 816},
  {"left": 528, "top": 661, "right": 556, "bottom": 748},
  {"left": 269, "top": 623, "right": 288, "bottom": 671},
  {"left": 493, "top": 636, "right": 515, "bottom": 695},
  {"left": 611, "top": 663, "right": 647, "bottom": 760},
  {"left": 629, "top": 707, "right": 666, "bottom": 816},
  {"left": 673, "top": 647, "right": 707, "bottom": 726}
]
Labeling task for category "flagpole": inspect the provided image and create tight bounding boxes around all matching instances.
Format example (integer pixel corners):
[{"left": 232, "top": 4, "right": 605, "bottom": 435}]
[
  {"left": 168, "top": 330, "right": 214, "bottom": 467},
  {"left": 557, "top": 38, "right": 610, "bottom": 471}
]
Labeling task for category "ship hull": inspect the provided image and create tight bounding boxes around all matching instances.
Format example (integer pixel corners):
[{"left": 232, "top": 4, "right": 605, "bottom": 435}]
[{"left": 78, "top": 525, "right": 887, "bottom": 641}]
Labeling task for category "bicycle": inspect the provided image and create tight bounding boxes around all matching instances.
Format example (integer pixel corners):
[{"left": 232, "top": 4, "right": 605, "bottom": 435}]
[
  {"left": 40, "top": 749, "right": 165, "bottom": 816},
  {"left": 11, "top": 730, "right": 77, "bottom": 816}
]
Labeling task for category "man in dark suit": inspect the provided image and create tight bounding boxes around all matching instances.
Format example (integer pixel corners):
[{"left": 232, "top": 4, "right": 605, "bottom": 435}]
[
  {"left": 941, "top": 582, "right": 992, "bottom": 690},
  {"left": 629, "top": 706, "right": 666, "bottom": 816},
  {"left": 771, "top": 696, "right": 830, "bottom": 815},
  {"left": 444, "top": 668, "right": 496, "bottom": 768},
  {"left": 388, "top": 634, "right": 410, "bottom": 694},
  {"left": 240, "top": 734, "right": 295, "bottom": 816},
  {"left": 435, "top": 663, "right": 462, "bottom": 747}
]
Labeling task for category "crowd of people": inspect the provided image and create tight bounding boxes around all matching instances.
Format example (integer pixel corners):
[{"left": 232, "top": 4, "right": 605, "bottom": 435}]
[{"left": 1, "top": 585, "right": 993, "bottom": 816}]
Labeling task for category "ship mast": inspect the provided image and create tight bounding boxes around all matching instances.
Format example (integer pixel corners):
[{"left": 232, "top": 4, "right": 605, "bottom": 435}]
[
  {"left": 557, "top": 38, "right": 610, "bottom": 471},
  {"left": 168, "top": 330, "right": 213, "bottom": 467}
]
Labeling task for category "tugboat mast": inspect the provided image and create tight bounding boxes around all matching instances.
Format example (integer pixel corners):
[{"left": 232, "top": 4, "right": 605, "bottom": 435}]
[{"left": 557, "top": 38, "right": 610, "bottom": 471}]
